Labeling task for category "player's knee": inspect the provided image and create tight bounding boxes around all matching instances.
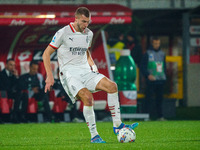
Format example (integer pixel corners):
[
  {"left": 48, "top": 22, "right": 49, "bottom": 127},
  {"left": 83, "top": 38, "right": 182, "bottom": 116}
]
[
  {"left": 84, "top": 93, "right": 93, "bottom": 106},
  {"left": 78, "top": 90, "right": 93, "bottom": 106},
  {"left": 108, "top": 82, "right": 118, "bottom": 93}
]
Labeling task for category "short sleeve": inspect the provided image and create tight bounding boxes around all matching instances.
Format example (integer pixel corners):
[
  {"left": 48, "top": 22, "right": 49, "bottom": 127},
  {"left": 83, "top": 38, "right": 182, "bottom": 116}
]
[
  {"left": 88, "top": 31, "right": 93, "bottom": 48},
  {"left": 49, "top": 30, "right": 63, "bottom": 49}
]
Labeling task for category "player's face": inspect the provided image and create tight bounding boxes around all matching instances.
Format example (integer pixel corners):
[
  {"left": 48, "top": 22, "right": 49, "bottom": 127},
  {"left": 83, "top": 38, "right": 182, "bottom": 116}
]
[
  {"left": 6, "top": 60, "right": 16, "bottom": 73},
  {"left": 29, "top": 64, "right": 38, "bottom": 75},
  {"left": 152, "top": 39, "right": 160, "bottom": 50},
  {"left": 76, "top": 14, "right": 91, "bottom": 32}
]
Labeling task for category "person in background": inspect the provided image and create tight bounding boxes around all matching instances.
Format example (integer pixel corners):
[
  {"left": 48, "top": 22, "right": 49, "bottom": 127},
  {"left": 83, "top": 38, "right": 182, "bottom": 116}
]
[
  {"left": 13, "top": 60, "right": 52, "bottom": 122},
  {"left": 53, "top": 68, "right": 84, "bottom": 122},
  {"left": 107, "top": 32, "right": 125, "bottom": 65},
  {"left": 140, "top": 36, "right": 167, "bottom": 121},
  {"left": 126, "top": 32, "right": 143, "bottom": 66},
  {"left": 0, "top": 59, "right": 18, "bottom": 123}
]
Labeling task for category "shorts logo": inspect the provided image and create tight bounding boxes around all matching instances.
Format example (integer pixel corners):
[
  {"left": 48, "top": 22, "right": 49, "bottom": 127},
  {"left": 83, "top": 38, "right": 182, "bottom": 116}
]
[{"left": 71, "top": 85, "right": 76, "bottom": 91}]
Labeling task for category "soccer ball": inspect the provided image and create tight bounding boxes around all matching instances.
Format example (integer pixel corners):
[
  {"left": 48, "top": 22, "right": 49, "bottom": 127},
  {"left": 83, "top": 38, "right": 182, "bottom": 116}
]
[{"left": 117, "top": 127, "right": 136, "bottom": 143}]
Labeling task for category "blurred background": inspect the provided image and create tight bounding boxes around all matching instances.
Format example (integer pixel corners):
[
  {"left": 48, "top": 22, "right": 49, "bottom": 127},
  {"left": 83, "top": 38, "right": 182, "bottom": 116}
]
[{"left": 0, "top": 0, "right": 200, "bottom": 123}]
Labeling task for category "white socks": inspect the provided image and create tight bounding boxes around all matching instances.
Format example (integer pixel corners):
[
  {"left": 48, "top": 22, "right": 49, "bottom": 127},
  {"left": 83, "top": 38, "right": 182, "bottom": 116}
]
[
  {"left": 83, "top": 106, "right": 98, "bottom": 138},
  {"left": 108, "top": 92, "right": 122, "bottom": 127},
  {"left": 83, "top": 93, "right": 121, "bottom": 138}
]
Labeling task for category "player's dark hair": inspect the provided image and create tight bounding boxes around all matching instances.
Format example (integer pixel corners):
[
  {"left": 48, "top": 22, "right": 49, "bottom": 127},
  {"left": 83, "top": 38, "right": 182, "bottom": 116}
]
[
  {"left": 30, "top": 60, "right": 38, "bottom": 67},
  {"left": 151, "top": 36, "right": 160, "bottom": 42},
  {"left": 6, "top": 58, "right": 15, "bottom": 64},
  {"left": 75, "top": 7, "right": 90, "bottom": 18}
]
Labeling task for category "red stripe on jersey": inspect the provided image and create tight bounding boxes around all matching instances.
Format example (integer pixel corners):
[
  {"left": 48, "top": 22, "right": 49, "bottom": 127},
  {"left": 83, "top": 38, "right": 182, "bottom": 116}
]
[
  {"left": 49, "top": 44, "right": 58, "bottom": 49},
  {"left": 69, "top": 23, "right": 75, "bottom": 33}
]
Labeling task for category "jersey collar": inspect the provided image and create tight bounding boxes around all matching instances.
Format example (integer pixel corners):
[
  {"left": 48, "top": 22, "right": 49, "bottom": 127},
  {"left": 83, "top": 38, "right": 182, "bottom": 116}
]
[
  {"left": 69, "top": 23, "right": 76, "bottom": 33},
  {"left": 69, "top": 22, "right": 86, "bottom": 33}
]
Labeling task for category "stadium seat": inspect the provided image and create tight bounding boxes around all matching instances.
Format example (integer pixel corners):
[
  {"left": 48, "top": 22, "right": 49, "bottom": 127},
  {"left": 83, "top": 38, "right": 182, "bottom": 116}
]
[
  {"left": 8, "top": 99, "right": 13, "bottom": 110},
  {"left": 27, "top": 98, "right": 38, "bottom": 114},
  {"left": 21, "top": 90, "right": 38, "bottom": 114},
  {"left": 52, "top": 97, "right": 66, "bottom": 113},
  {"left": 50, "top": 90, "right": 68, "bottom": 113},
  {"left": 0, "top": 91, "right": 11, "bottom": 114}
]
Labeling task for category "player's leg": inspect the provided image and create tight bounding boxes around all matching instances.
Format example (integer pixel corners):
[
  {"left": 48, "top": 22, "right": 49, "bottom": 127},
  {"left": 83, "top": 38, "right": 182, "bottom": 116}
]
[
  {"left": 76, "top": 88, "right": 106, "bottom": 143},
  {"left": 96, "top": 77, "right": 139, "bottom": 134},
  {"left": 95, "top": 77, "right": 121, "bottom": 126},
  {"left": 59, "top": 74, "right": 105, "bottom": 143}
]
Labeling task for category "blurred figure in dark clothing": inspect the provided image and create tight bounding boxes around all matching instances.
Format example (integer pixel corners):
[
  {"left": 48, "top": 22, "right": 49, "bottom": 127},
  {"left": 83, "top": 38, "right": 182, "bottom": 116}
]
[
  {"left": 13, "top": 60, "right": 52, "bottom": 122},
  {"left": 0, "top": 59, "right": 18, "bottom": 123},
  {"left": 140, "top": 37, "right": 166, "bottom": 120},
  {"left": 0, "top": 59, "right": 18, "bottom": 99},
  {"left": 126, "top": 32, "right": 143, "bottom": 66}
]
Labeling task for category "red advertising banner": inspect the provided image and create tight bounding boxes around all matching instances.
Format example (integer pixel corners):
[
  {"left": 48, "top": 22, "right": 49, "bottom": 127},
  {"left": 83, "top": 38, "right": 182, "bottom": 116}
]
[
  {"left": 0, "top": 17, "right": 131, "bottom": 26},
  {"left": 0, "top": 4, "right": 132, "bottom": 15},
  {"left": 0, "top": 12, "right": 132, "bottom": 18},
  {"left": 0, "top": 4, "right": 132, "bottom": 26}
]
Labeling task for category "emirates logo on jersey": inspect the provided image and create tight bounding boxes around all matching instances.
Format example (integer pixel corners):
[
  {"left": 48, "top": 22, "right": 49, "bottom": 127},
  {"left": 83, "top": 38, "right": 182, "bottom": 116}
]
[{"left": 70, "top": 47, "right": 87, "bottom": 55}]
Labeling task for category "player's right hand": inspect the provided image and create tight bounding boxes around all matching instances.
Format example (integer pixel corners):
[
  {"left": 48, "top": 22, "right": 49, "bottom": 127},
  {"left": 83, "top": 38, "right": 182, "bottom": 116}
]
[{"left": 45, "top": 75, "right": 54, "bottom": 93}]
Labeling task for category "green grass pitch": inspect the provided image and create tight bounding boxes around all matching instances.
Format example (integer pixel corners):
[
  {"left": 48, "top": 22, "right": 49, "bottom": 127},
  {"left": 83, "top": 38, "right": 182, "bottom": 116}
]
[{"left": 0, "top": 121, "right": 200, "bottom": 150}]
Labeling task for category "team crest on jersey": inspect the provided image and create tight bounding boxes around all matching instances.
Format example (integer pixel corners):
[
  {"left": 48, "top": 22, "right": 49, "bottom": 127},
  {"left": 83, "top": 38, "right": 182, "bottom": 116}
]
[{"left": 86, "top": 36, "right": 89, "bottom": 43}]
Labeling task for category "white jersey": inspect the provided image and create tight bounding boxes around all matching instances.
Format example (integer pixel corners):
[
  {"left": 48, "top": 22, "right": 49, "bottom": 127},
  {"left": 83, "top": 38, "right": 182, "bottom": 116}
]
[{"left": 49, "top": 23, "right": 93, "bottom": 74}]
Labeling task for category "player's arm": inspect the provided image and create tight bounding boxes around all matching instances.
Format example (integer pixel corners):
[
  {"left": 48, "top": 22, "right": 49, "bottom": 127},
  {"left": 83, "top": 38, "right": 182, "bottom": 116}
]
[
  {"left": 87, "top": 49, "right": 98, "bottom": 72},
  {"left": 42, "top": 45, "right": 56, "bottom": 93}
]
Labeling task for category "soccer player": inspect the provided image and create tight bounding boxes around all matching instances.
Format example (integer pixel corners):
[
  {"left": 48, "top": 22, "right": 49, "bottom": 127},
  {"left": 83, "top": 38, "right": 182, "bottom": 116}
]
[{"left": 42, "top": 7, "right": 138, "bottom": 143}]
